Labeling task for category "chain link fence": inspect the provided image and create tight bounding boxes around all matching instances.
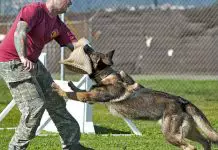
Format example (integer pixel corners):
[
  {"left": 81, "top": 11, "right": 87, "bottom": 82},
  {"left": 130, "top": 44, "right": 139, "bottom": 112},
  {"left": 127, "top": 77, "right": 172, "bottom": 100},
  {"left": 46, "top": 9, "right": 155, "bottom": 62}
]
[{"left": 1, "top": 0, "right": 218, "bottom": 79}]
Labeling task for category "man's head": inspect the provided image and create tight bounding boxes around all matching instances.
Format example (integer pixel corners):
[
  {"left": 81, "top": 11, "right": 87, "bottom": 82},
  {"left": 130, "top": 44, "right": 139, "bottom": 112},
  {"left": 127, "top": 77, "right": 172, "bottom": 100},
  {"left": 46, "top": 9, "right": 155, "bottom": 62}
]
[{"left": 46, "top": 0, "right": 72, "bottom": 15}]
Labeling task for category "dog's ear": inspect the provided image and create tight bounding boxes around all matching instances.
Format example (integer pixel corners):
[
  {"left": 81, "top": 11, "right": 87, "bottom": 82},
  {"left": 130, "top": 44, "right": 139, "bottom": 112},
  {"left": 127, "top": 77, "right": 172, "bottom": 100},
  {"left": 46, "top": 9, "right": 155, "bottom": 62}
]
[
  {"left": 101, "top": 50, "right": 115, "bottom": 66},
  {"left": 83, "top": 44, "right": 94, "bottom": 54},
  {"left": 106, "top": 50, "right": 115, "bottom": 60}
]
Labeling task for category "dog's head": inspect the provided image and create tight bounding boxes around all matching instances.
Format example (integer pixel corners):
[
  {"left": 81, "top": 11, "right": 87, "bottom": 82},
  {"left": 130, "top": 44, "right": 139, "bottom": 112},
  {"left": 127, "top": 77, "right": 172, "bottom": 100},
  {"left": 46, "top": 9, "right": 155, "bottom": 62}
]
[
  {"left": 60, "top": 44, "right": 115, "bottom": 75},
  {"left": 83, "top": 45, "right": 115, "bottom": 72}
]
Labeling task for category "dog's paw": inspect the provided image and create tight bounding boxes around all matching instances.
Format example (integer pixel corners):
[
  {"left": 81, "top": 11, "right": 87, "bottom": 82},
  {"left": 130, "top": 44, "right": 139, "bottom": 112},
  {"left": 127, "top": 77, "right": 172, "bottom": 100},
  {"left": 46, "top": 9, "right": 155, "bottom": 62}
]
[
  {"left": 127, "top": 83, "right": 140, "bottom": 92},
  {"left": 51, "top": 82, "right": 67, "bottom": 97},
  {"left": 119, "top": 70, "right": 135, "bottom": 85}
]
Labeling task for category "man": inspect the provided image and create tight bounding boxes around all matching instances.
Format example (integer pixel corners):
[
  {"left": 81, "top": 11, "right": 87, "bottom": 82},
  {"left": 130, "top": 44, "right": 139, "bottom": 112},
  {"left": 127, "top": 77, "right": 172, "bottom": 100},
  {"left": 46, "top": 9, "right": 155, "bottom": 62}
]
[{"left": 0, "top": 0, "right": 90, "bottom": 149}]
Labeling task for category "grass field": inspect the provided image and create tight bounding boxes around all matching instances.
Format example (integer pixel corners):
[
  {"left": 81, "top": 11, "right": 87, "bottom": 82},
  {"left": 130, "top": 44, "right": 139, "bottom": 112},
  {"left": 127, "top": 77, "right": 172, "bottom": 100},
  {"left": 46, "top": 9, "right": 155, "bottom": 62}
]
[{"left": 0, "top": 78, "right": 218, "bottom": 150}]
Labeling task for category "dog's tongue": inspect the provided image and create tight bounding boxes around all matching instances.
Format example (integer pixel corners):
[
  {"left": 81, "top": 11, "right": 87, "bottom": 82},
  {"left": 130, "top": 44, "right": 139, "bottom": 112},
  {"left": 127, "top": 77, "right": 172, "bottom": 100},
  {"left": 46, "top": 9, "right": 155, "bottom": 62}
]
[{"left": 59, "top": 46, "right": 92, "bottom": 74}]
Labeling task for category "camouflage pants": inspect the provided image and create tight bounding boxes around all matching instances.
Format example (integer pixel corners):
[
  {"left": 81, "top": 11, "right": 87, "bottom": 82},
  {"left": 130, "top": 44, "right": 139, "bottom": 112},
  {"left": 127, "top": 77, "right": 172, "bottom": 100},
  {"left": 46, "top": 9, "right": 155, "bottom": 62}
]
[{"left": 0, "top": 60, "right": 80, "bottom": 150}]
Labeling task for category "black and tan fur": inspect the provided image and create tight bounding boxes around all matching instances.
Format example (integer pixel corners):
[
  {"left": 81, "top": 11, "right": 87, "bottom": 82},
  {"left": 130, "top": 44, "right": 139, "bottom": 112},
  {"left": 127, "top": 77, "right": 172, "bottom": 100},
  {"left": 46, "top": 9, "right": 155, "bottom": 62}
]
[{"left": 52, "top": 45, "right": 218, "bottom": 150}]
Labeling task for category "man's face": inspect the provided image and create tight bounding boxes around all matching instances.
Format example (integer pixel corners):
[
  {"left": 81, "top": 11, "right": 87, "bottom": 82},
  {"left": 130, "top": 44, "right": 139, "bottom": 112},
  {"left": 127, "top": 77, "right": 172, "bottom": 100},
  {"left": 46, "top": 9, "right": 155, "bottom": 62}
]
[{"left": 53, "top": 0, "right": 72, "bottom": 13}]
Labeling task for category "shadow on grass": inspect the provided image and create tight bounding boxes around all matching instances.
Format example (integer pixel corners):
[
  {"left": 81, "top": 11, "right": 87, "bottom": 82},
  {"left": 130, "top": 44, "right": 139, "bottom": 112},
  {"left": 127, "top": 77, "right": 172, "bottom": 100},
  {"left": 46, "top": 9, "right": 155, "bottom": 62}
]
[{"left": 94, "top": 125, "right": 130, "bottom": 134}]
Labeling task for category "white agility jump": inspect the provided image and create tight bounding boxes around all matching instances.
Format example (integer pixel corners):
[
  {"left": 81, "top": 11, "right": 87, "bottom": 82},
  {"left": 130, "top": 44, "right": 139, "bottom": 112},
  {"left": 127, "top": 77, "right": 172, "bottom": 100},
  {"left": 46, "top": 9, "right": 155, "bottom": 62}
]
[
  {"left": 37, "top": 75, "right": 95, "bottom": 135},
  {"left": 0, "top": 53, "right": 142, "bottom": 136}
]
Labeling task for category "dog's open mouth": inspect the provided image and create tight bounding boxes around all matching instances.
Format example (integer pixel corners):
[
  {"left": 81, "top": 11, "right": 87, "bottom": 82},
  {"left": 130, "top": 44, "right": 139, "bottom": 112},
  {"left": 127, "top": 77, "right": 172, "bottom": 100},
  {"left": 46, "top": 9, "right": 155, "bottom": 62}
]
[{"left": 59, "top": 46, "right": 92, "bottom": 74}]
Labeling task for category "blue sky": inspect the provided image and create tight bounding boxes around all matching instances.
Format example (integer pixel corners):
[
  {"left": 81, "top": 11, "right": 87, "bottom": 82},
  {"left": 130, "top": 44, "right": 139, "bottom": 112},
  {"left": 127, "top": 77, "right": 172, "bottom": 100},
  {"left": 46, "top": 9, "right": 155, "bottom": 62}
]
[
  {"left": 70, "top": 0, "right": 217, "bottom": 12},
  {"left": 0, "top": 0, "right": 217, "bottom": 15}
]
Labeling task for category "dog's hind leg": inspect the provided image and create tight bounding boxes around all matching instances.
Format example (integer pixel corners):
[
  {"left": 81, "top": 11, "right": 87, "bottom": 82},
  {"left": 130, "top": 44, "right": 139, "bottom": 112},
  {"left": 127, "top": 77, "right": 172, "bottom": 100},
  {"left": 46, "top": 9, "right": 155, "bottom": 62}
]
[
  {"left": 185, "top": 126, "right": 211, "bottom": 150},
  {"left": 162, "top": 114, "right": 196, "bottom": 150},
  {"left": 179, "top": 114, "right": 211, "bottom": 150}
]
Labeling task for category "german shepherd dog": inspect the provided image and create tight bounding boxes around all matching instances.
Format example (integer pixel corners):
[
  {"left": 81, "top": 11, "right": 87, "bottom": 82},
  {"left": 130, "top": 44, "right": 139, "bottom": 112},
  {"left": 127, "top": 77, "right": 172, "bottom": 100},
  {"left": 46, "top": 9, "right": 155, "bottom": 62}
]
[{"left": 52, "top": 45, "right": 218, "bottom": 150}]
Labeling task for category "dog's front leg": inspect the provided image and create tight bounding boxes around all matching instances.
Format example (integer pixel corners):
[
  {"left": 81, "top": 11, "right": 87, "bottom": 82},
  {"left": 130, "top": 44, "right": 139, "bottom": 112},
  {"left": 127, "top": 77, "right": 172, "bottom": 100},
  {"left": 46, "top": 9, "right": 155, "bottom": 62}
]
[
  {"left": 52, "top": 82, "right": 113, "bottom": 103},
  {"left": 65, "top": 91, "right": 100, "bottom": 102},
  {"left": 60, "top": 91, "right": 113, "bottom": 103},
  {"left": 51, "top": 82, "right": 68, "bottom": 97}
]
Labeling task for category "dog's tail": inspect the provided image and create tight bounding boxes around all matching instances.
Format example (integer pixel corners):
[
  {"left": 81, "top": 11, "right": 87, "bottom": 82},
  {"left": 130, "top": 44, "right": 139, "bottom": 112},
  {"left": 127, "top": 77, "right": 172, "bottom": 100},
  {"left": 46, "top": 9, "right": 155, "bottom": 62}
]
[{"left": 186, "top": 103, "right": 218, "bottom": 143}]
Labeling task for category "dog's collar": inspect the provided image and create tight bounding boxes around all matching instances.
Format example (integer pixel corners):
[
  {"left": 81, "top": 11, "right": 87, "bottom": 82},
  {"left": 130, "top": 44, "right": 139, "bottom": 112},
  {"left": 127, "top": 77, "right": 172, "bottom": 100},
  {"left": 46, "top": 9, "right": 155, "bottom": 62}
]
[{"left": 89, "top": 67, "right": 116, "bottom": 83}]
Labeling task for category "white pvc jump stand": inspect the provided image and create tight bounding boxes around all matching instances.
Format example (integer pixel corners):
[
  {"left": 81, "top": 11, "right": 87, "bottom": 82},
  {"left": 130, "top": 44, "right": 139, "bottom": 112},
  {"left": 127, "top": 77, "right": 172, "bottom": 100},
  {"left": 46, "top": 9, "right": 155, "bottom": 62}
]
[
  {"left": 0, "top": 99, "right": 16, "bottom": 122},
  {"left": 37, "top": 75, "right": 95, "bottom": 135},
  {"left": 123, "top": 118, "right": 142, "bottom": 136}
]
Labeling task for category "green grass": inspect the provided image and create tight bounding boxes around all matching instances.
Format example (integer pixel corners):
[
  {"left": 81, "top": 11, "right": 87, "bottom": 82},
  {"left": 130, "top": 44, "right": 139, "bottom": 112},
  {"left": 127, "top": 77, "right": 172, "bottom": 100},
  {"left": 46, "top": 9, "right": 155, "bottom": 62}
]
[{"left": 0, "top": 79, "right": 218, "bottom": 150}]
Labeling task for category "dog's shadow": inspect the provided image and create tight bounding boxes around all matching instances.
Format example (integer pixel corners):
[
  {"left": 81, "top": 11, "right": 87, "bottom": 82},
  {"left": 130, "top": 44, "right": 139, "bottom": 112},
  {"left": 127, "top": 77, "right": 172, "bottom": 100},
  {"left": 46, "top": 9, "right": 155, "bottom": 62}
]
[{"left": 94, "top": 125, "right": 130, "bottom": 134}]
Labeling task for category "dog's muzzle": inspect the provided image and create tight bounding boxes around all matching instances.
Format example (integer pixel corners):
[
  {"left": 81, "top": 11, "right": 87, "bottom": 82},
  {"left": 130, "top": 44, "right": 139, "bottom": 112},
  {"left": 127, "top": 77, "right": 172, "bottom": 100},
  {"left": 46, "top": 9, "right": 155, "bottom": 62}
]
[{"left": 59, "top": 46, "right": 92, "bottom": 74}]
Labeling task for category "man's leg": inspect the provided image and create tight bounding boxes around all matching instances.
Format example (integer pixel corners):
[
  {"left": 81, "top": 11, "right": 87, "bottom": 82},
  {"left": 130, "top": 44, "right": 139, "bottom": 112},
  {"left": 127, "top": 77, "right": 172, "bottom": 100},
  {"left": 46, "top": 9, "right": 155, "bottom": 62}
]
[
  {"left": 45, "top": 92, "right": 81, "bottom": 150},
  {"left": 36, "top": 61, "right": 81, "bottom": 150},
  {"left": 7, "top": 78, "right": 45, "bottom": 150}
]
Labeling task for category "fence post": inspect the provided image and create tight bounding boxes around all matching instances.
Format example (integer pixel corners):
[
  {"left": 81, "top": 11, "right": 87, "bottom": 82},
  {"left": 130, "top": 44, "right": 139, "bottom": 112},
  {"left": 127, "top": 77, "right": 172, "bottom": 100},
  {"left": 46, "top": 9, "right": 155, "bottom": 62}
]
[{"left": 60, "top": 13, "right": 65, "bottom": 81}]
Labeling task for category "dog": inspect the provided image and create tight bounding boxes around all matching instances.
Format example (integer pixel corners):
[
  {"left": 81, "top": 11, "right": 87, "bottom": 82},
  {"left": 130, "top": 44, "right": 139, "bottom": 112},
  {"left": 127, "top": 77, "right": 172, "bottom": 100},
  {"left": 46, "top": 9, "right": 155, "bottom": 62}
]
[{"left": 52, "top": 45, "right": 218, "bottom": 150}]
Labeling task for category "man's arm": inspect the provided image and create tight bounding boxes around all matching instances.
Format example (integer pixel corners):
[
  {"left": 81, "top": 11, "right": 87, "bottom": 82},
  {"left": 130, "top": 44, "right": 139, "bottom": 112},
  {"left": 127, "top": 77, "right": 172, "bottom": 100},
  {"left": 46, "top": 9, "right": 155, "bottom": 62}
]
[
  {"left": 14, "top": 21, "right": 34, "bottom": 71},
  {"left": 14, "top": 21, "right": 29, "bottom": 58}
]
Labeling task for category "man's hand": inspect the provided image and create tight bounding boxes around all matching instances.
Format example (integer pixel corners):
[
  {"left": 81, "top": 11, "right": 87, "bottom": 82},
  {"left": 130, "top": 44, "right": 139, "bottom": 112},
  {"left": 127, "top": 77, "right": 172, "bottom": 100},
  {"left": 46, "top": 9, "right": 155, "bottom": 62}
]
[
  {"left": 20, "top": 56, "right": 35, "bottom": 71},
  {"left": 73, "top": 37, "right": 90, "bottom": 49},
  {"left": 67, "top": 37, "right": 90, "bottom": 51}
]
